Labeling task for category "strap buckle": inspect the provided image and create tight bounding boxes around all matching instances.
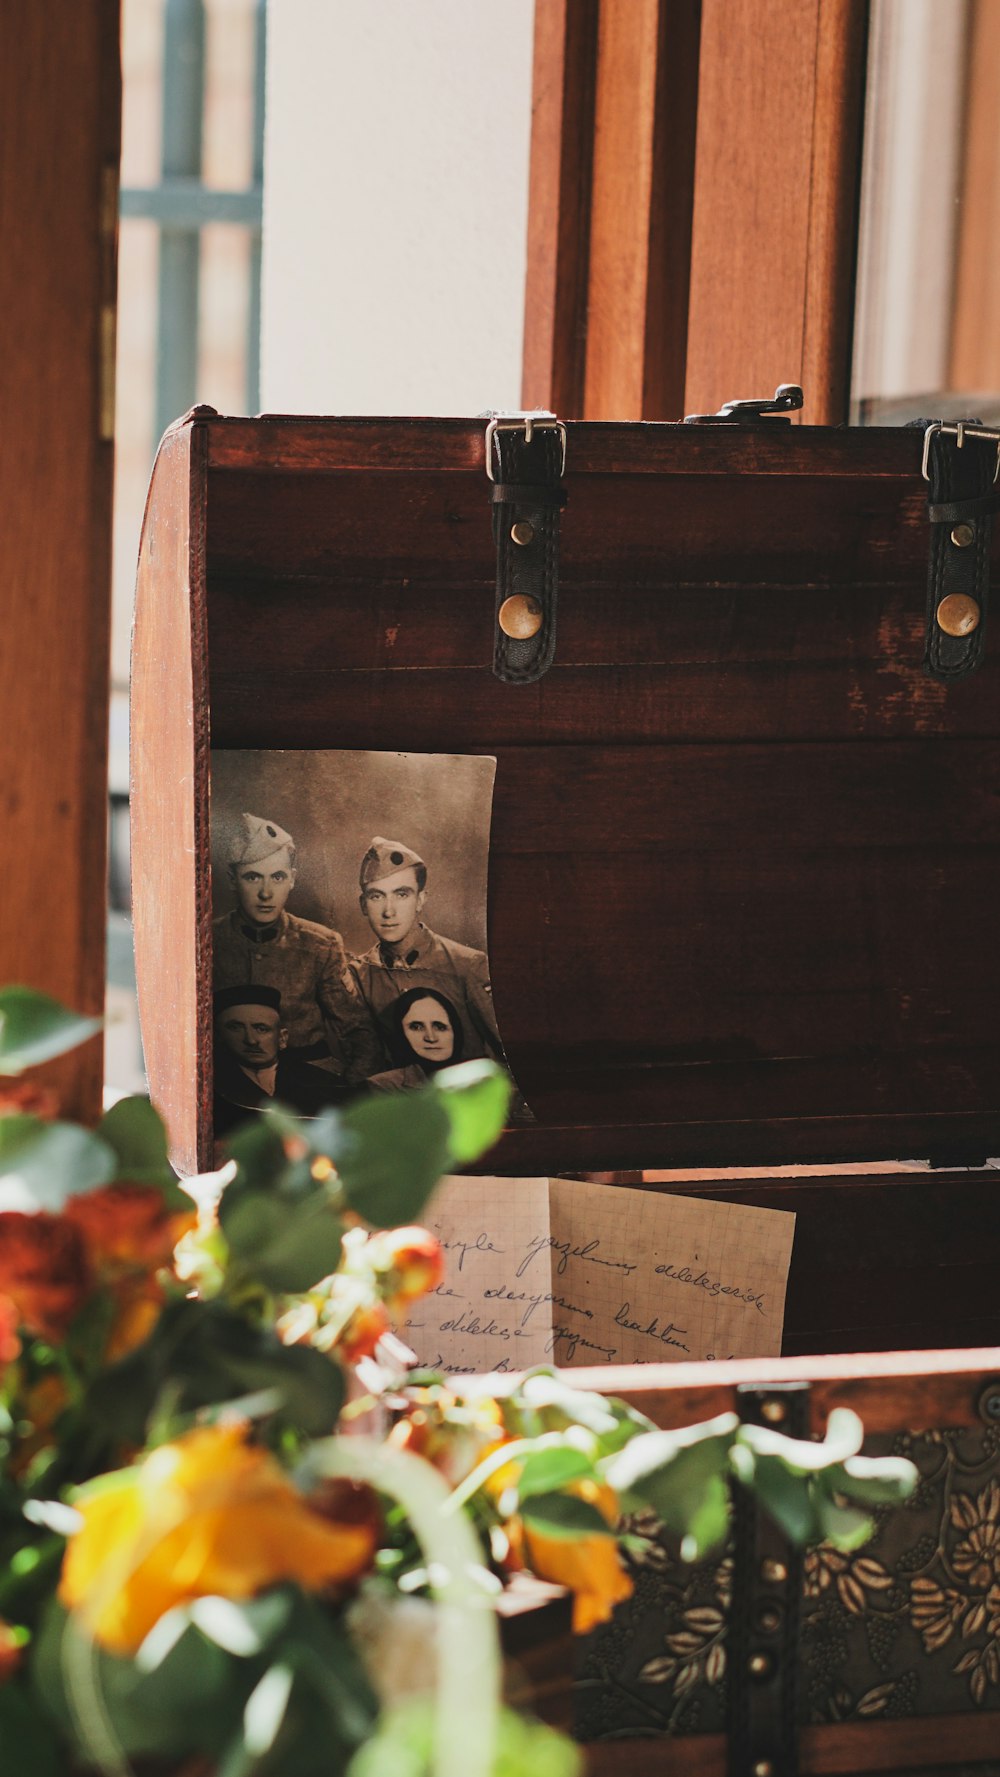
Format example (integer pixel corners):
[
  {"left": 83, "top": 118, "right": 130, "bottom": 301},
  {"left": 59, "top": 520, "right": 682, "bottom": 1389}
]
[
  {"left": 484, "top": 410, "right": 567, "bottom": 481},
  {"left": 922, "top": 420, "right": 1000, "bottom": 483}
]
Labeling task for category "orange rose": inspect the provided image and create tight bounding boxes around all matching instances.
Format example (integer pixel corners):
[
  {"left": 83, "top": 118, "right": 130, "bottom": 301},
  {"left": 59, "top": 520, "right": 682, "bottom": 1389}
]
[
  {"left": 368, "top": 1227, "right": 445, "bottom": 1310},
  {"left": 0, "top": 1081, "right": 58, "bottom": 1121},
  {"left": 0, "top": 1293, "right": 20, "bottom": 1367},
  {"left": 389, "top": 1388, "right": 507, "bottom": 1489},
  {"left": 516, "top": 1481, "right": 633, "bottom": 1633},
  {"left": 0, "top": 1212, "right": 91, "bottom": 1341},
  {"left": 60, "top": 1423, "right": 379, "bottom": 1654},
  {"left": 0, "top": 1620, "right": 23, "bottom": 1684},
  {"left": 64, "top": 1182, "right": 193, "bottom": 1277},
  {"left": 338, "top": 1301, "right": 391, "bottom": 1363}
]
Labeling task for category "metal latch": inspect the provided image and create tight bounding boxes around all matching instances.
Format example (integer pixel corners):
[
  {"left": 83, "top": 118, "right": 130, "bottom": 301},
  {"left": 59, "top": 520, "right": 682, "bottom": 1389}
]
[
  {"left": 684, "top": 383, "right": 804, "bottom": 427},
  {"left": 921, "top": 420, "right": 1000, "bottom": 482},
  {"left": 484, "top": 410, "right": 567, "bottom": 480}
]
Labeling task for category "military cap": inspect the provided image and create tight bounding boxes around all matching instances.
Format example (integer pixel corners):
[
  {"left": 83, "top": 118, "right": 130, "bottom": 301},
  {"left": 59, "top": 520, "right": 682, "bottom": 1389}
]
[
  {"left": 214, "top": 984, "right": 283, "bottom": 1014},
  {"left": 359, "top": 835, "right": 426, "bottom": 889},
  {"left": 227, "top": 813, "right": 295, "bottom": 868}
]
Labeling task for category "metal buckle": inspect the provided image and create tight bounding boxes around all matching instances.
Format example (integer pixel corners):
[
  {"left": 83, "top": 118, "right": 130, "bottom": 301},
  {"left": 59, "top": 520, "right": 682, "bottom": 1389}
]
[
  {"left": 922, "top": 420, "right": 1000, "bottom": 483},
  {"left": 484, "top": 411, "right": 567, "bottom": 481}
]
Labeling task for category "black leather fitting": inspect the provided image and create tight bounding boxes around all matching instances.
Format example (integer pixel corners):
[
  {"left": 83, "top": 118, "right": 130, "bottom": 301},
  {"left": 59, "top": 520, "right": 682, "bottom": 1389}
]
[
  {"left": 727, "top": 1382, "right": 808, "bottom": 1777},
  {"left": 923, "top": 428, "right": 998, "bottom": 681},
  {"left": 489, "top": 425, "right": 566, "bottom": 685}
]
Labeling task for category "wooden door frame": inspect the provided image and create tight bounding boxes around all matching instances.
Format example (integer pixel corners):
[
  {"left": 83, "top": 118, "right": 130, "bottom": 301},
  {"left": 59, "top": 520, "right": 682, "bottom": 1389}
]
[
  {"left": 0, "top": 0, "right": 121, "bottom": 1117},
  {"left": 523, "top": 0, "right": 869, "bottom": 426}
]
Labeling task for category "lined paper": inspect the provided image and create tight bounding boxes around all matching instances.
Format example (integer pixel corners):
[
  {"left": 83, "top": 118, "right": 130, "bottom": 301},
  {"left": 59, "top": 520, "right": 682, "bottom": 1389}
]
[{"left": 406, "top": 1176, "right": 795, "bottom": 1374}]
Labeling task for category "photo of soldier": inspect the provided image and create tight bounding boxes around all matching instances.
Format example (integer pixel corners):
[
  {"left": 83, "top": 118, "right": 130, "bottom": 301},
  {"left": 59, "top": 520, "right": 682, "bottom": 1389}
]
[
  {"left": 212, "top": 984, "right": 351, "bottom": 1135},
  {"left": 368, "top": 986, "right": 465, "bottom": 1093},
  {"left": 350, "top": 836, "right": 502, "bottom": 1070},
  {"left": 212, "top": 813, "right": 382, "bottom": 1088}
]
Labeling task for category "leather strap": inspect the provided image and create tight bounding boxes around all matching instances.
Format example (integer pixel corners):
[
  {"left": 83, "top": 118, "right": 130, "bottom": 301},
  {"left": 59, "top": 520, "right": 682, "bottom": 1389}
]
[
  {"left": 489, "top": 425, "right": 566, "bottom": 685},
  {"left": 728, "top": 1382, "right": 808, "bottom": 1777},
  {"left": 923, "top": 427, "right": 998, "bottom": 681}
]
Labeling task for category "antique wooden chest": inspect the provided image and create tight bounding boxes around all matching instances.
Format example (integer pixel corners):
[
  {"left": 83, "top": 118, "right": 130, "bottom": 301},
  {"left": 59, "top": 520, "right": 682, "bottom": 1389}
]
[{"left": 130, "top": 408, "right": 1000, "bottom": 1773}]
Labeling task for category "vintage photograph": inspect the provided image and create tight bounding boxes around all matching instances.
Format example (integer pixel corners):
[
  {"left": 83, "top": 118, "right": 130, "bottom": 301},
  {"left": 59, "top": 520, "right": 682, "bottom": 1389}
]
[{"left": 209, "top": 748, "right": 522, "bottom": 1130}]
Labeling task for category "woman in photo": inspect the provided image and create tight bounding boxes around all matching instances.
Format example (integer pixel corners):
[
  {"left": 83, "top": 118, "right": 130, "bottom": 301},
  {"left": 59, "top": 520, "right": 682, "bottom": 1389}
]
[{"left": 368, "top": 985, "right": 464, "bottom": 1092}]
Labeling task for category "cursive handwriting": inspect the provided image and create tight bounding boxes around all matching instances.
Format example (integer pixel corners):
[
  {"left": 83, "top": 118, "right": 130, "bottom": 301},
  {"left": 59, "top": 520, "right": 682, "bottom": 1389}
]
[
  {"left": 654, "top": 1262, "right": 765, "bottom": 1314},
  {"left": 614, "top": 1303, "right": 690, "bottom": 1353},
  {"left": 516, "top": 1232, "right": 637, "bottom": 1280},
  {"left": 437, "top": 1230, "right": 504, "bottom": 1272},
  {"left": 545, "top": 1325, "right": 618, "bottom": 1363},
  {"left": 482, "top": 1281, "right": 594, "bottom": 1328}
]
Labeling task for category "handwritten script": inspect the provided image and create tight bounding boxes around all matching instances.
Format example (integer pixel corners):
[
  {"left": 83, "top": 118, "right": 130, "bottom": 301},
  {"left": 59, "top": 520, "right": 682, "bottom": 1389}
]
[{"left": 406, "top": 1177, "right": 795, "bottom": 1376}]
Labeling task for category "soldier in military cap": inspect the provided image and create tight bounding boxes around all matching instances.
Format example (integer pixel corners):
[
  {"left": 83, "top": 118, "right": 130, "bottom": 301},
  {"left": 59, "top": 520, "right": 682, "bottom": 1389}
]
[
  {"left": 213, "top": 813, "right": 381, "bottom": 1086},
  {"left": 350, "top": 835, "right": 502, "bottom": 1070}
]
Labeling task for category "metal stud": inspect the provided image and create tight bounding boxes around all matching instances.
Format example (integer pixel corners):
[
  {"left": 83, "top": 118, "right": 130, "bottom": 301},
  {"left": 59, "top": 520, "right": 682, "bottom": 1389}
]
[
  {"left": 760, "top": 1398, "right": 787, "bottom": 1425},
  {"left": 936, "top": 593, "right": 981, "bottom": 637},
  {"left": 761, "top": 1557, "right": 788, "bottom": 1584},
  {"left": 510, "top": 520, "right": 535, "bottom": 546},
  {"left": 748, "top": 1652, "right": 772, "bottom": 1680},
  {"left": 752, "top": 1762, "right": 775, "bottom": 1777},
  {"left": 498, "top": 594, "right": 543, "bottom": 639},
  {"left": 950, "top": 522, "right": 975, "bottom": 548},
  {"left": 757, "top": 1604, "right": 782, "bottom": 1634}
]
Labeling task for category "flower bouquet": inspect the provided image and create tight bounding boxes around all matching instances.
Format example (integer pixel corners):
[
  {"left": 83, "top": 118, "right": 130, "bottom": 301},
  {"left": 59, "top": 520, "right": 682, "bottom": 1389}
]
[{"left": 0, "top": 987, "right": 916, "bottom": 1776}]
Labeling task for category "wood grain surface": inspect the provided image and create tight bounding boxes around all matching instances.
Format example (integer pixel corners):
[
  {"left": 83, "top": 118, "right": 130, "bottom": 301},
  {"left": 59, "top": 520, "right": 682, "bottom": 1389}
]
[
  {"left": 131, "top": 415, "right": 1000, "bottom": 1353},
  {"left": 0, "top": 0, "right": 120, "bottom": 1117},
  {"left": 684, "top": 0, "right": 868, "bottom": 424}
]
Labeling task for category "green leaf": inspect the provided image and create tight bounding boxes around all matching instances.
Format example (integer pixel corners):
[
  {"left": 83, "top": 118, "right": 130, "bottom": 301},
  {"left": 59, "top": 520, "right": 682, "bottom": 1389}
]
[
  {"left": 839, "top": 1453, "right": 918, "bottom": 1506},
  {"left": 335, "top": 1089, "right": 453, "bottom": 1228},
  {"left": 0, "top": 986, "right": 101, "bottom": 1076},
  {"left": 516, "top": 1444, "right": 597, "bottom": 1500},
  {"left": 243, "top": 1661, "right": 295, "bottom": 1758},
  {"left": 605, "top": 1414, "right": 738, "bottom": 1558},
  {"left": 748, "top": 1455, "right": 820, "bottom": 1544},
  {"left": 0, "top": 1116, "right": 115, "bottom": 1211},
  {"left": 501, "top": 1369, "right": 632, "bottom": 1443},
  {"left": 221, "top": 1188, "right": 345, "bottom": 1294},
  {"left": 738, "top": 1408, "right": 864, "bottom": 1475},
  {"left": 0, "top": 1676, "right": 65, "bottom": 1776},
  {"left": 86, "top": 1299, "right": 345, "bottom": 1445},
  {"left": 225, "top": 1111, "right": 303, "bottom": 1190},
  {"left": 98, "top": 1096, "right": 185, "bottom": 1201},
  {"left": 814, "top": 1493, "right": 875, "bottom": 1551},
  {"left": 349, "top": 1698, "right": 581, "bottom": 1777},
  {"left": 428, "top": 1061, "right": 511, "bottom": 1164},
  {"left": 520, "top": 1491, "right": 615, "bottom": 1540}
]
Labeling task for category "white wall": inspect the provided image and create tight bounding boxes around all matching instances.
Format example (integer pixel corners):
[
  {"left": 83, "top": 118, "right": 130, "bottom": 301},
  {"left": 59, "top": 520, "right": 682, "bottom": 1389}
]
[
  {"left": 260, "top": 0, "right": 535, "bottom": 416},
  {"left": 851, "top": 0, "right": 969, "bottom": 413}
]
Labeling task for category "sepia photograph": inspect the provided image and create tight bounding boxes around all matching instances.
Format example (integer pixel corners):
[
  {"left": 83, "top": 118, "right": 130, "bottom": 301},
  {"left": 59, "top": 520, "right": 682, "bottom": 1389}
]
[{"left": 209, "top": 748, "right": 521, "bottom": 1130}]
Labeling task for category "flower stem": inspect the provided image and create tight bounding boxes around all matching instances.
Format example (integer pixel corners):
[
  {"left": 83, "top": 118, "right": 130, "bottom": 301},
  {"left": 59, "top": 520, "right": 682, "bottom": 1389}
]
[{"left": 305, "top": 1436, "right": 500, "bottom": 1777}]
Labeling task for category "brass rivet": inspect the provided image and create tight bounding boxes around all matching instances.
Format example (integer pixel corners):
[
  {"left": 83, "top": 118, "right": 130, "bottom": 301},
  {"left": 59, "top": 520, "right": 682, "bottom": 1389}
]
[
  {"left": 950, "top": 522, "right": 975, "bottom": 548},
  {"left": 510, "top": 520, "right": 535, "bottom": 546},
  {"left": 761, "top": 1558, "right": 788, "bottom": 1584},
  {"left": 753, "top": 1762, "right": 775, "bottom": 1777},
  {"left": 748, "top": 1652, "right": 771, "bottom": 1680},
  {"left": 757, "top": 1604, "right": 782, "bottom": 1633},
  {"left": 761, "top": 1398, "right": 786, "bottom": 1425},
  {"left": 499, "top": 594, "right": 543, "bottom": 639},
  {"left": 936, "top": 593, "right": 981, "bottom": 637}
]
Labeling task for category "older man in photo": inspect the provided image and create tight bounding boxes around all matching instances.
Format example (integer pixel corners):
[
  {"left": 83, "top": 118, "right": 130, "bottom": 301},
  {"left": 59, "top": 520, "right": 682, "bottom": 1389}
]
[
  {"left": 213, "top": 813, "right": 381, "bottom": 1086},
  {"left": 350, "top": 835, "right": 503, "bottom": 1069}
]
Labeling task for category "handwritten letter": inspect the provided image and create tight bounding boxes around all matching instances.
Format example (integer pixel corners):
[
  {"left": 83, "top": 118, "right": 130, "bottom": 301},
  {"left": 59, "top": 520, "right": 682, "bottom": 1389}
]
[{"left": 406, "top": 1177, "right": 795, "bottom": 1375}]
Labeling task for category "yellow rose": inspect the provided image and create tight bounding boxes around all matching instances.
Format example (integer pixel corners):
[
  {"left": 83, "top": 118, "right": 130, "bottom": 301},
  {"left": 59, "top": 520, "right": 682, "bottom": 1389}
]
[
  {"left": 517, "top": 1481, "right": 633, "bottom": 1634},
  {"left": 59, "top": 1423, "right": 378, "bottom": 1654}
]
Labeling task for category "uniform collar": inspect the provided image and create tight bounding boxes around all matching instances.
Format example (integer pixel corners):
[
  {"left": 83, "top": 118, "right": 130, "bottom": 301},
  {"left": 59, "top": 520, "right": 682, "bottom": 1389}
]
[
  {"left": 233, "top": 908, "right": 288, "bottom": 945},
  {"left": 377, "top": 921, "right": 430, "bottom": 970}
]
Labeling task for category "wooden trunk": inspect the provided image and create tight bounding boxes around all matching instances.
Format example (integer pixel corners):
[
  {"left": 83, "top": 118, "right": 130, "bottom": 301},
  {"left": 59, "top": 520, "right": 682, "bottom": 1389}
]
[{"left": 131, "top": 411, "right": 1000, "bottom": 1772}]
